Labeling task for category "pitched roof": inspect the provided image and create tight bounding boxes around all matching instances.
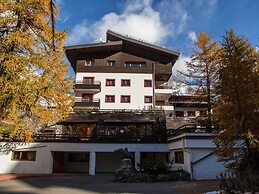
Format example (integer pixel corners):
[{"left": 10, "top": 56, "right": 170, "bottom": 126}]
[{"left": 106, "top": 30, "right": 180, "bottom": 57}]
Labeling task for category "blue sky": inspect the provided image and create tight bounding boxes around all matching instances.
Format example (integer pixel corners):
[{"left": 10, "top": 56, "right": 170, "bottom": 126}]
[{"left": 56, "top": 0, "right": 259, "bottom": 78}]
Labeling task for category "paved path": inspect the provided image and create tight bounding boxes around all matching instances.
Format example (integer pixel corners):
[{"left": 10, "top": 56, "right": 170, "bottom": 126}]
[{"left": 0, "top": 174, "right": 220, "bottom": 194}]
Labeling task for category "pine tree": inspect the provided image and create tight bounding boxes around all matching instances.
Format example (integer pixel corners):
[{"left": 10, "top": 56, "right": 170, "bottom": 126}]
[
  {"left": 180, "top": 32, "right": 220, "bottom": 127},
  {"left": 0, "top": 0, "right": 73, "bottom": 141},
  {"left": 214, "top": 29, "right": 259, "bottom": 191}
]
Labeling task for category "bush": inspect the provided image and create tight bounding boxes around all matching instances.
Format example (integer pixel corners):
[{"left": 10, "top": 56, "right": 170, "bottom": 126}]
[{"left": 137, "top": 154, "right": 170, "bottom": 175}]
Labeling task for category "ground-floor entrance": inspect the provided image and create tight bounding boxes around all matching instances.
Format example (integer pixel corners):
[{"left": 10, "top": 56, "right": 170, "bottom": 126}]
[{"left": 52, "top": 151, "right": 89, "bottom": 173}]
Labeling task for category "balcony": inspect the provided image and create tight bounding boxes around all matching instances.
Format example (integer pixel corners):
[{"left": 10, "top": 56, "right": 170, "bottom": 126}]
[
  {"left": 155, "top": 85, "right": 173, "bottom": 94},
  {"left": 74, "top": 98, "right": 100, "bottom": 109},
  {"left": 74, "top": 81, "right": 101, "bottom": 93},
  {"left": 31, "top": 134, "right": 167, "bottom": 143},
  {"left": 167, "top": 124, "right": 217, "bottom": 139}
]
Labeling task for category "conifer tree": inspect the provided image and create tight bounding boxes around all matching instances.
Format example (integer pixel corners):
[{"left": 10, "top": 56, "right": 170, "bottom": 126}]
[
  {"left": 214, "top": 29, "right": 259, "bottom": 191},
  {"left": 180, "top": 32, "right": 220, "bottom": 127},
  {"left": 0, "top": 0, "right": 73, "bottom": 141}
]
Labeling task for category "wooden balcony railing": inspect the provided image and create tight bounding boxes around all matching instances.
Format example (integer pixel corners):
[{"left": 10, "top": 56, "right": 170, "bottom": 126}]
[
  {"left": 74, "top": 81, "right": 101, "bottom": 91},
  {"left": 74, "top": 98, "right": 100, "bottom": 108},
  {"left": 30, "top": 134, "right": 167, "bottom": 143},
  {"left": 167, "top": 124, "right": 216, "bottom": 138}
]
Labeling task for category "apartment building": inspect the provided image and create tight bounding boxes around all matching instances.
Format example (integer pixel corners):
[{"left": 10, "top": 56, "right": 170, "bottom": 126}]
[{"left": 0, "top": 30, "right": 225, "bottom": 180}]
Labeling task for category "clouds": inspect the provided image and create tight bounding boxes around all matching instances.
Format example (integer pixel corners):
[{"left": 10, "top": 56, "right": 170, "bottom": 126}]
[
  {"left": 187, "top": 31, "right": 197, "bottom": 42},
  {"left": 66, "top": 0, "right": 189, "bottom": 45}
]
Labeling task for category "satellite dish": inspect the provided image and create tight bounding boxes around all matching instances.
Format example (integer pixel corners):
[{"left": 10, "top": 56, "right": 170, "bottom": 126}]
[{"left": 99, "top": 38, "right": 105, "bottom": 43}]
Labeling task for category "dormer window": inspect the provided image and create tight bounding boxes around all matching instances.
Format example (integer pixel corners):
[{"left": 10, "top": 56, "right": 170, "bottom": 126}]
[
  {"left": 107, "top": 60, "right": 116, "bottom": 67},
  {"left": 124, "top": 62, "right": 146, "bottom": 68},
  {"left": 85, "top": 60, "right": 95, "bottom": 66}
]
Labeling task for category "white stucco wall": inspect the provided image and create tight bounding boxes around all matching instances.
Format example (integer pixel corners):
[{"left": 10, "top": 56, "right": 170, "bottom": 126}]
[
  {"left": 168, "top": 134, "right": 226, "bottom": 180},
  {"left": 76, "top": 73, "right": 153, "bottom": 109},
  {"left": 0, "top": 142, "right": 167, "bottom": 174},
  {"left": 0, "top": 143, "right": 53, "bottom": 174}
]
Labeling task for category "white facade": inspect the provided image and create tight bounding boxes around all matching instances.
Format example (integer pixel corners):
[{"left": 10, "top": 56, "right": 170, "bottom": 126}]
[
  {"left": 0, "top": 137, "right": 226, "bottom": 180},
  {"left": 0, "top": 142, "right": 167, "bottom": 175},
  {"left": 76, "top": 72, "right": 153, "bottom": 110}
]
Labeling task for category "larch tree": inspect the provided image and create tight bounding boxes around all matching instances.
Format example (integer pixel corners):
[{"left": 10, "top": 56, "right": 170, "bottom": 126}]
[
  {"left": 214, "top": 29, "right": 259, "bottom": 191},
  {"left": 180, "top": 32, "right": 220, "bottom": 127},
  {"left": 0, "top": 0, "right": 73, "bottom": 141}
]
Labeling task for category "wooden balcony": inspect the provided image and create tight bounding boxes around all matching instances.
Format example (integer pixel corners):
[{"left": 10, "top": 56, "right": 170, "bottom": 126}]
[
  {"left": 74, "top": 81, "right": 101, "bottom": 93},
  {"left": 32, "top": 134, "right": 167, "bottom": 143},
  {"left": 167, "top": 124, "right": 216, "bottom": 138},
  {"left": 74, "top": 98, "right": 100, "bottom": 109}
]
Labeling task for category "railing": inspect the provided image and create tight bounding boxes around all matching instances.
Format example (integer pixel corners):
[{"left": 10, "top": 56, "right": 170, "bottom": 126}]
[
  {"left": 31, "top": 134, "right": 167, "bottom": 143},
  {"left": 74, "top": 81, "right": 101, "bottom": 90},
  {"left": 75, "top": 81, "right": 101, "bottom": 85},
  {"left": 155, "top": 85, "right": 173, "bottom": 89},
  {"left": 71, "top": 109, "right": 164, "bottom": 115},
  {"left": 167, "top": 124, "right": 216, "bottom": 138},
  {"left": 75, "top": 98, "right": 100, "bottom": 103},
  {"left": 74, "top": 98, "right": 100, "bottom": 108}
]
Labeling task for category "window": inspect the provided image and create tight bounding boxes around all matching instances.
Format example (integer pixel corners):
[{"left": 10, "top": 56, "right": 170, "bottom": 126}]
[
  {"left": 83, "top": 77, "right": 94, "bottom": 84},
  {"left": 176, "top": 111, "right": 184, "bottom": 117},
  {"left": 144, "top": 80, "right": 152, "bottom": 87},
  {"left": 187, "top": 111, "right": 196, "bottom": 117},
  {"left": 105, "top": 95, "right": 115, "bottom": 103},
  {"left": 139, "top": 124, "right": 152, "bottom": 136},
  {"left": 106, "top": 79, "right": 115, "bottom": 86},
  {"left": 121, "top": 95, "right": 131, "bottom": 103},
  {"left": 144, "top": 96, "right": 153, "bottom": 103},
  {"left": 175, "top": 151, "right": 184, "bottom": 164},
  {"left": 12, "top": 151, "right": 36, "bottom": 161},
  {"left": 106, "top": 127, "right": 117, "bottom": 135},
  {"left": 107, "top": 61, "right": 116, "bottom": 67},
  {"left": 124, "top": 62, "right": 146, "bottom": 68},
  {"left": 68, "top": 153, "right": 89, "bottom": 162},
  {"left": 200, "top": 110, "right": 207, "bottom": 116},
  {"left": 85, "top": 60, "right": 95, "bottom": 66},
  {"left": 121, "top": 79, "right": 131, "bottom": 87},
  {"left": 82, "top": 94, "right": 93, "bottom": 102}
]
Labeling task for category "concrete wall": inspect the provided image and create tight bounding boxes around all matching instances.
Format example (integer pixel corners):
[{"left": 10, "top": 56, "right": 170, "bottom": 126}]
[{"left": 76, "top": 72, "right": 153, "bottom": 109}]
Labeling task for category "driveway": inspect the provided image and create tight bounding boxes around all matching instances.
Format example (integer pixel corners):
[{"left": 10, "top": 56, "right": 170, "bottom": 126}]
[{"left": 0, "top": 174, "right": 220, "bottom": 194}]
